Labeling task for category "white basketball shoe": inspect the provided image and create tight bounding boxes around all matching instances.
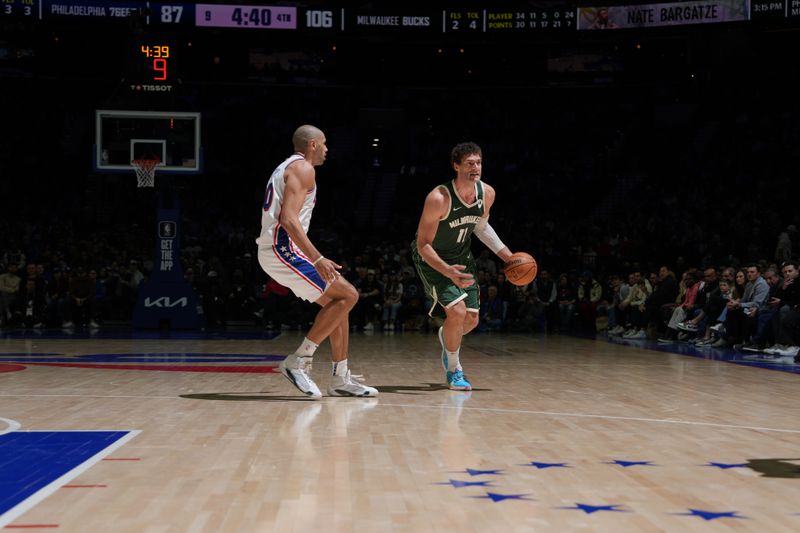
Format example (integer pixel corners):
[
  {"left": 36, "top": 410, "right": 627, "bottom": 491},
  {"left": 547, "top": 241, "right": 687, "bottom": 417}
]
[
  {"left": 328, "top": 370, "right": 379, "bottom": 397},
  {"left": 279, "top": 354, "right": 322, "bottom": 399}
]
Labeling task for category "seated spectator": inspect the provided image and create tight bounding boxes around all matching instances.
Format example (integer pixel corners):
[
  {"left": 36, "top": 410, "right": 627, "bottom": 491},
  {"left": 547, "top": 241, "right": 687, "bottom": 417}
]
[
  {"left": 507, "top": 293, "right": 541, "bottom": 332},
  {"left": 90, "top": 268, "right": 107, "bottom": 326},
  {"left": 200, "top": 270, "right": 227, "bottom": 331},
  {"left": 495, "top": 272, "right": 514, "bottom": 320},
  {"left": 607, "top": 273, "right": 632, "bottom": 336},
  {"left": 11, "top": 279, "right": 46, "bottom": 328},
  {"left": 478, "top": 284, "right": 506, "bottom": 332},
  {"left": 556, "top": 273, "right": 576, "bottom": 332},
  {"left": 708, "top": 268, "right": 747, "bottom": 338},
  {"left": 576, "top": 271, "right": 602, "bottom": 333},
  {"left": 0, "top": 263, "right": 21, "bottom": 328},
  {"left": 659, "top": 270, "right": 701, "bottom": 342},
  {"left": 682, "top": 266, "right": 722, "bottom": 344},
  {"left": 532, "top": 270, "right": 557, "bottom": 333},
  {"left": 716, "top": 264, "right": 769, "bottom": 347},
  {"left": 642, "top": 265, "right": 679, "bottom": 339},
  {"left": 45, "top": 267, "right": 70, "bottom": 327},
  {"left": 620, "top": 271, "right": 652, "bottom": 339},
  {"left": 381, "top": 271, "right": 403, "bottom": 331},
  {"left": 399, "top": 271, "right": 426, "bottom": 331},
  {"left": 737, "top": 267, "right": 783, "bottom": 352},
  {"left": 354, "top": 269, "right": 382, "bottom": 331},
  {"left": 476, "top": 249, "right": 497, "bottom": 277},
  {"left": 63, "top": 266, "right": 98, "bottom": 328},
  {"left": 258, "top": 276, "right": 282, "bottom": 329},
  {"left": 763, "top": 260, "right": 800, "bottom": 358}
]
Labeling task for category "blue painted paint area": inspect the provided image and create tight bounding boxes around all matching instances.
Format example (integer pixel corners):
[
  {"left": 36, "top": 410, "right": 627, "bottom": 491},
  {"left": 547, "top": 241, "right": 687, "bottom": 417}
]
[
  {"left": 608, "top": 336, "right": 800, "bottom": 375},
  {"left": 0, "top": 353, "right": 284, "bottom": 363},
  {"left": 0, "top": 431, "right": 131, "bottom": 516}
]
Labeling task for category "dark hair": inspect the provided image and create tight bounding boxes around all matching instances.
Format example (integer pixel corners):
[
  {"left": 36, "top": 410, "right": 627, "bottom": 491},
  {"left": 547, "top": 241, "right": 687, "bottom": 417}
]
[
  {"left": 781, "top": 259, "right": 799, "bottom": 270},
  {"left": 450, "top": 142, "right": 482, "bottom": 165}
]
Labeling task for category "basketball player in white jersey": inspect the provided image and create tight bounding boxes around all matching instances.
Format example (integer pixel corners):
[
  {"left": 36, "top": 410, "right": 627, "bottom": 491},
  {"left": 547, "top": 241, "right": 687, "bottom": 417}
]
[{"left": 257, "top": 125, "right": 378, "bottom": 399}]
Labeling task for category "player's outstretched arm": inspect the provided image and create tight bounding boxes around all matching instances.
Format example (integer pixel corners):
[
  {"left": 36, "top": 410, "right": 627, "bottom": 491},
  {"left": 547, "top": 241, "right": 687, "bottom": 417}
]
[
  {"left": 416, "top": 187, "right": 474, "bottom": 289},
  {"left": 476, "top": 183, "right": 512, "bottom": 262},
  {"left": 279, "top": 162, "right": 340, "bottom": 282}
]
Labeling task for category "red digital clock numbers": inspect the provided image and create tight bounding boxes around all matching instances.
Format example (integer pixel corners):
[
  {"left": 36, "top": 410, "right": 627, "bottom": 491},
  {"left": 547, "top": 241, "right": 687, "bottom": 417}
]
[{"left": 140, "top": 45, "right": 170, "bottom": 81}]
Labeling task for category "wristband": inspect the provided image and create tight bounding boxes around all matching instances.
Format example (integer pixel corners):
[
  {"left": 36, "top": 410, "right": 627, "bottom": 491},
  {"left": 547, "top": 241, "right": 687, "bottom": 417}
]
[{"left": 313, "top": 256, "right": 324, "bottom": 266}]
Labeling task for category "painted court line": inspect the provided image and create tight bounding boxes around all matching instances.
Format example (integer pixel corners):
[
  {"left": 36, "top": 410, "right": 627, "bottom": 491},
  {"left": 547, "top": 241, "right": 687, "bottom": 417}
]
[
  {"left": 0, "top": 419, "right": 21, "bottom": 436},
  {"left": 0, "top": 430, "right": 141, "bottom": 529},
  {"left": 377, "top": 402, "right": 800, "bottom": 435}
]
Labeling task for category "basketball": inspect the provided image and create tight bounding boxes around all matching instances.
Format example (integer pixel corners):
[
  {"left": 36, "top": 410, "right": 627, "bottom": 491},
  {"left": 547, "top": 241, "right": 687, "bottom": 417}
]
[{"left": 503, "top": 252, "right": 538, "bottom": 286}]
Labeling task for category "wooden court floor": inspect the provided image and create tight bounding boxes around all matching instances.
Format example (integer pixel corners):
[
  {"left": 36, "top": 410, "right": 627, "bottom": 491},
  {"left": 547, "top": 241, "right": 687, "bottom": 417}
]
[{"left": 2, "top": 330, "right": 800, "bottom": 532}]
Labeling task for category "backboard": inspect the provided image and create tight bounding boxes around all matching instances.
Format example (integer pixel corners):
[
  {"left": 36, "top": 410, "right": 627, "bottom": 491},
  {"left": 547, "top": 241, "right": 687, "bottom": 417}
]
[{"left": 94, "top": 110, "right": 202, "bottom": 174}]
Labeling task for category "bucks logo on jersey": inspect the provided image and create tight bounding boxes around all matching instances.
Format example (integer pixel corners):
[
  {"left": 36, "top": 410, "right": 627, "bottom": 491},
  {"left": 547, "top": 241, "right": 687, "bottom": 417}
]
[{"left": 427, "top": 180, "right": 485, "bottom": 261}]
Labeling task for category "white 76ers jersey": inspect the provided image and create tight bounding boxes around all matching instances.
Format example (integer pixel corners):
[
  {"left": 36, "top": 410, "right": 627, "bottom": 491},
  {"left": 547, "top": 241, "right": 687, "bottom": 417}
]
[{"left": 256, "top": 154, "right": 317, "bottom": 247}]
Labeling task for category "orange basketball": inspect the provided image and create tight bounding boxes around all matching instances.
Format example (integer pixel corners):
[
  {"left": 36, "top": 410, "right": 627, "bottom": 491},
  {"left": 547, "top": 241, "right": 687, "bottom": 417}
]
[{"left": 503, "top": 252, "right": 538, "bottom": 286}]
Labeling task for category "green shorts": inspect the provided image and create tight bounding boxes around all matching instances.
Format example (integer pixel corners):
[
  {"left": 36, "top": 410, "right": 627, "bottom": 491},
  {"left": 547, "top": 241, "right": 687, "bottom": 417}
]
[{"left": 412, "top": 252, "right": 479, "bottom": 315}]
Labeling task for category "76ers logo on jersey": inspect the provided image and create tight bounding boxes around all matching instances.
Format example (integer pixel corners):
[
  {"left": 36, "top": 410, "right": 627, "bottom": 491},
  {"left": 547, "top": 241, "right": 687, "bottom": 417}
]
[{"left": 263, "top": 183, "right": 274, "bottom": 211}]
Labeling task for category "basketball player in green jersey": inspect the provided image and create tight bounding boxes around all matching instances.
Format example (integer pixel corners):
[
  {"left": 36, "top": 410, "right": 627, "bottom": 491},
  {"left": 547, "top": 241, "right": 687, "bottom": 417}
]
[{"left": 412, "top": 142, "right": 514, "bottom": 390}]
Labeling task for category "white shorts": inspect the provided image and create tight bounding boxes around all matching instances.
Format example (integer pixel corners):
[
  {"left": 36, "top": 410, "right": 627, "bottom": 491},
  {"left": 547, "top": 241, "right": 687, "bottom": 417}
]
[{"left": 257, "top": 234, "right": 327, "bottom": 303}]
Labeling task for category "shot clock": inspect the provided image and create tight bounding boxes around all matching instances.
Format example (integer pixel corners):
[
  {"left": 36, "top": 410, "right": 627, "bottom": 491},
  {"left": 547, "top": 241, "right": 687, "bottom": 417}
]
[{"left": 139, "top": 44, "right": 170, "bottom": 81}]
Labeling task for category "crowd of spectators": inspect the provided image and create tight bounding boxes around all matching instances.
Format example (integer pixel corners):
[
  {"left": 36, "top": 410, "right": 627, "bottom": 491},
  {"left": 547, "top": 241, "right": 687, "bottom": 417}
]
[{"left": 2, "top": 30, "right": 799, "bottom": 343}]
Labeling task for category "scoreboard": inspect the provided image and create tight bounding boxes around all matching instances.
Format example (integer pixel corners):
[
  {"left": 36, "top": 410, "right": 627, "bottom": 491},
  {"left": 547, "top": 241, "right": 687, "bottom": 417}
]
[
  {"left": 2, "top": 0, "right": 799, "bottom": 29},
  {"left": 0, "top": 1, "right": 577, "bottom": 32}
]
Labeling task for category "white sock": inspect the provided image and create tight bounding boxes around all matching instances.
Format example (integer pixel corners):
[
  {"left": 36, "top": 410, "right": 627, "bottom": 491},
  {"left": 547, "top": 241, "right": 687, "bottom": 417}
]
[
  {"left": 332, "top": 359, "right": 348, "bottom": 377},
  {"left": 446, "top": 349, "right": 461, "bottom": 372},
  {"left": 294, "top": 337, "right": 319, "bottom": 358}
]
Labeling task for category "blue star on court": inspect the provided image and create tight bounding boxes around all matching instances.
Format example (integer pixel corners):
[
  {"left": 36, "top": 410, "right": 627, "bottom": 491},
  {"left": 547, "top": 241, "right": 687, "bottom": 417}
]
[
  {"left": 471, "top": 492, "right": 533, "bottom": 502},
  {"left": 457, "top": 468, "right": 505, "bottom": 476},
  {"left": 607, "top": 460, "right": 656, "bottom": 467},
  {"left": 558, "top": 503, "right": 628, "bottom": 514},
  {"left": 704, "top": 462, "right": 748, "bottom": 469},
  {"left": 435, "top": 479, "right": 494, "bottom": 488},
  {"left": 676, "top": 509, "right": 747, "bottom": 521},
  {"left": 521, "top": 461, "right": 570, "bottom": 469}
]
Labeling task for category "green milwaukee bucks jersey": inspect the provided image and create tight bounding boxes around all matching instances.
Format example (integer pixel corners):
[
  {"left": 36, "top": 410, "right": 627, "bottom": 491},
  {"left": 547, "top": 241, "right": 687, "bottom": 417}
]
[{"left": 422, "top": 180, "right": 485, "bottom": 262}]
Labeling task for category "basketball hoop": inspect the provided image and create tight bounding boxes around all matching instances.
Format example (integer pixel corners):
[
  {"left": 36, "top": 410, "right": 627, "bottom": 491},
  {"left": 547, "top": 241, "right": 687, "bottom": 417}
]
[{"left": 132, "top": 156, "right": 160, "bottom": 188}]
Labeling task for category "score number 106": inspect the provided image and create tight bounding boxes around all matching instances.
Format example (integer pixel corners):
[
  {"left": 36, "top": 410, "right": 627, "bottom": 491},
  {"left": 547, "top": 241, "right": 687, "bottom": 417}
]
[{"left": 140, "top": 45, "right": 170, "bottom": 81}]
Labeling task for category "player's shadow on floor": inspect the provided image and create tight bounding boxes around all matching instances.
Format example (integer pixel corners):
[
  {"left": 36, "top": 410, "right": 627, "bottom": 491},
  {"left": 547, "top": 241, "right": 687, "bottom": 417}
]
[
  {"left": 375, "top": 383, "right": 491, "bottom": 394},
  {"left": 180, "top": 392, "right": 317, "bottom": 401},
  {"left": 181, "top": 384, "right": 491, "bottom": 401}
]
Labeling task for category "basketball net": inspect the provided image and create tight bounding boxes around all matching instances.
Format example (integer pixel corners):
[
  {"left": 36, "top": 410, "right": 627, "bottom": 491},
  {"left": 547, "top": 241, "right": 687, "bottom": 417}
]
[{"left": 132, "top": 157, "right": 160, "bottom": 188}]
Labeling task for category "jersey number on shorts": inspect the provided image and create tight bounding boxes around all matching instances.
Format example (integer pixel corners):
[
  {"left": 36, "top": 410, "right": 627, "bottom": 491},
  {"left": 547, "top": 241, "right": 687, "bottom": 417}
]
[{"left": 262, "top": 183, "right": 274, "bottom": 211}]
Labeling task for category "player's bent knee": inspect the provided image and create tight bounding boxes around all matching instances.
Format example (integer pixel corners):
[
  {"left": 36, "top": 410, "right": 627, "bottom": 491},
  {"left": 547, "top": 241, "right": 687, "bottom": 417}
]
[
  {"left": 326, "top": 277, "right": 358, "bottom": 306},
  {"left": 463, "top": 312, "right": 479, "bottom": 332},
  {"left": 445, "top": 302, "right": 468, "bottom": 323}
]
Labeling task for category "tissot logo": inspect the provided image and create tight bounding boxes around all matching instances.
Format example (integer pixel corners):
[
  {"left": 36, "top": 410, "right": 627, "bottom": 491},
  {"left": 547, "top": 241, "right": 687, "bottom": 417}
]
[
  {"left": 129, "top": 85, "right": 173, "bottom": 92},
  {"left": 144, "top": 296, "right": 188, "bottom": 308}
]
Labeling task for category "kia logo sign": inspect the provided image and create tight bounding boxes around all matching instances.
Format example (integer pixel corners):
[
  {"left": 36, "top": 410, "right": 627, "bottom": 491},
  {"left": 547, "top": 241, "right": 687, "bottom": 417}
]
[{"left": 144, "top": 297, "right": 188, "bottom": 308}]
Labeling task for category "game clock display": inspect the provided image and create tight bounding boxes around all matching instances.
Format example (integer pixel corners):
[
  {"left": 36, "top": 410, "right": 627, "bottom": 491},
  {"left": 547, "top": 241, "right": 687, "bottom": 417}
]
[
  {"left": 138, "top": 44, "right": 170, "bottom": 81},
  {"left": 195, "top": 3, "right": 296, "bottom": 29}
]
